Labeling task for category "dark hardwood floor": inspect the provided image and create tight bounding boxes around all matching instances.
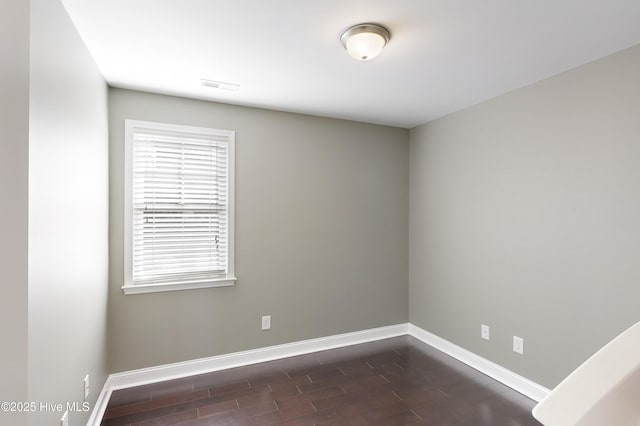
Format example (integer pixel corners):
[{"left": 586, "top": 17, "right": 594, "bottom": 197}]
[{"left": 101, "top": 336, "right": 542, "bottom": 425}]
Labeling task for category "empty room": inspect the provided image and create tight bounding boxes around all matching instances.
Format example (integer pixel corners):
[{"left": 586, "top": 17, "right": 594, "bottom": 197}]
[{"left": 2, "top": 1, "right": 640, "bottom": 425}]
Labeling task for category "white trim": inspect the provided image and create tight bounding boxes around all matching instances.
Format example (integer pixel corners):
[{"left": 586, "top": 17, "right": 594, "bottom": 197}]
[
  {"left": 87, "top": 322, "right": 550, "bottom": 425},
  {"left": 109, "top": 324, "right": 408, "bottom": 390},
  {"left": 123, "top": 120, "right": 134, "bottom": 289},
  {"left": 86, "top": 323, "right": 408, "bottom": 425},
  {"left": 121, "top": 277, "right": 236, "bottom": 295},
  {"left": 408, "top": 324, "right": 550, "bottom": 402},
  {"left": 226, "top": 131, "right": 235, "bottom": 279},
  {"left": 86, "top": 375, "right": 113, "bottom": 426}
]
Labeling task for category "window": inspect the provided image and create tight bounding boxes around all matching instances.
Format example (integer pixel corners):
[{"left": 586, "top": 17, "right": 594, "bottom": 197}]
[{"left": 123, "top": 120, "right": 236, "bottom": 294}]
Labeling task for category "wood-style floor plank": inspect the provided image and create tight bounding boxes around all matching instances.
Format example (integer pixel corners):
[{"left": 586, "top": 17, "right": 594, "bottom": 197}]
[{"left": 101, "top": 336, "right": 542, "bottom": 425}]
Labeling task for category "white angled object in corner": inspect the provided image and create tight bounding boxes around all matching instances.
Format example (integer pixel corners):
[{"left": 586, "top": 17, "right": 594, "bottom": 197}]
[{"left": 532, "top": 320, "right": 640, "bottom": 426}]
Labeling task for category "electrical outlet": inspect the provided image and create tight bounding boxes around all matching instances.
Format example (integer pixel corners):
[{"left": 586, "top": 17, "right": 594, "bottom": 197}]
[
  {"left": 261, "top": 315, "right": 271, "bottom": 330},
  {"left": 481, "top": 324, "right": 490, "bottom": 340},
  {"left": 60, "top": 410, "right": 69, "bottom": 426},
  {"left": 513, "top": 336, "right": 524, "bottom": 354},
  {"left": 84, "top": 374, "right": 90, "bottom": 400}
]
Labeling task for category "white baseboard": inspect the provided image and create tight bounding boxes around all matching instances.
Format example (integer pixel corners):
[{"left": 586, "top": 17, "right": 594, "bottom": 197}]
[
  {"left": 408, "top": 324, "right": 550, "bottom": 402},
  {"left": 87, "top": 323, "right": 408, "bottom": 425},
  {"left": 87, "top": 375, "right": 114, "bottom": 426},
  {"left": 88, "top": 322, "right": 550, "bottom": 425}
]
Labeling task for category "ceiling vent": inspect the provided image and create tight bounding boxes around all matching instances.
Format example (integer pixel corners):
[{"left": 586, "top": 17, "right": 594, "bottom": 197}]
[{"left": 201, "top": 79, "right": 240, "bottom": 92}]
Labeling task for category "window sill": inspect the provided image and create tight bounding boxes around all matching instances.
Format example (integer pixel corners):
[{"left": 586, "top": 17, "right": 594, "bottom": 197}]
[{"left": 122, "top": 277, "right": 236, "bottom": 295}]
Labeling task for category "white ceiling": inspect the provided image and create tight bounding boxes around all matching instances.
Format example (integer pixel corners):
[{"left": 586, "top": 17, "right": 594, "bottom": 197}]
[{"left": 61, "top": 0, "right": 640, "bottom": 128}]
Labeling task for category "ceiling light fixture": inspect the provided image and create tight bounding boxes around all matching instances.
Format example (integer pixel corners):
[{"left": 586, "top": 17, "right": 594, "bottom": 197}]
[{"left": 340, "top": 23, "right": 391, "bottom": 61}]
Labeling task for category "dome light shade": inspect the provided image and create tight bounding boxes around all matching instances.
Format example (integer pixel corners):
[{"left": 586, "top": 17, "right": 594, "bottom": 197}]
[{"left": 340, "top": 23, "right": 391, "bottom": 61}]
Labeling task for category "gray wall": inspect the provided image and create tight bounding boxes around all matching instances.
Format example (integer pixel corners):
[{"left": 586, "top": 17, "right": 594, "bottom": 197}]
[
  {"left": 0, "top": 1, "right": 29, "bottom": 424},
  {"left": 27, "top": 0, "right": 109, "bottom": 425},
  {"left": 409, "top": 44, "right": 640, "bottom": 388},
  {"left": 109, "top": 89, "right": 409, "bottom": 372}
]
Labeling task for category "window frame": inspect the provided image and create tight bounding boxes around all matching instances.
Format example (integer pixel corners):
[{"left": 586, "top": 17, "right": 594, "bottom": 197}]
[{"left": 122, "top": 119, "right": 236, "bottom": 295}]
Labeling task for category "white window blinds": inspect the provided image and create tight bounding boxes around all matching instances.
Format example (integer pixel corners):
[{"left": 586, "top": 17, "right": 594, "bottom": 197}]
[{"left": 124, "top": 120, "right": 235, "bottom": 291}]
